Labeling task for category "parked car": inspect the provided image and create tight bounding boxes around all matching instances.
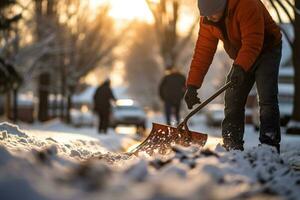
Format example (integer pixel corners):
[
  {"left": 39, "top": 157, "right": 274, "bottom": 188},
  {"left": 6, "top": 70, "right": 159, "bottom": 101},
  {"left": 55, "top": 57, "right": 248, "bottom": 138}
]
[
  {"left": 205, "top": 103, "right": 253, "bottom": 127},
  {"left": 71, "top": 105, "right": 95, "bottom": 127},
  {"left": 204, "top": 104, "right": 224, "bottom": 127},
  {"left": 110, "top": 99, "right": 147, "bottom": 130},
  {"left": 252, "top": 66, "right": 294, "bottom": 130}
]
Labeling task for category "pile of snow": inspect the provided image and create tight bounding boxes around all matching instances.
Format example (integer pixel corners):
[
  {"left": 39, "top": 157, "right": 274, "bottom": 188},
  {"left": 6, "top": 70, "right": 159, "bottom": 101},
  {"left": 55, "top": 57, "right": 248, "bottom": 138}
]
[
  {"left": 0, "top": 122, "right": 133, "bottom": 160},
  {"left": 0, "top": 122, "right": 300, "bottom": 200},
  {"left": 20, "top": 119, "right": 139, "bottom": 152}
]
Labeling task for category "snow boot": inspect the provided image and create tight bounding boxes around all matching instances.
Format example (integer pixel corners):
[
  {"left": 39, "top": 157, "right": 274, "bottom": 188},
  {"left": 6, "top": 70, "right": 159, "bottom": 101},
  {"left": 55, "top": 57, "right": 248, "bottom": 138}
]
[
  {"left": 259, "top": 132, "right": 280, "bottom": 153},
  {"left": 222, "top": 138, "right": 244, "bottom": 151}
]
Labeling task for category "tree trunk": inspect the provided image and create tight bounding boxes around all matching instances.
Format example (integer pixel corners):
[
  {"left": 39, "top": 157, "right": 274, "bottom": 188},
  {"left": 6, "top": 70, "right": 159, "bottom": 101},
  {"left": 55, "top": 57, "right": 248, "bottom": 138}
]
[
  {"left": 38, "top": 72, "right": 50, "bottom": 122},
  {"left": 5, "top": 91, "right": 11, "bottom": 119},
  {"left": 66, "top": 92, "right": 72, "bottom": 124},
  {"left": 35, "top": 0, "right": 56, "bottom": 122},
  {"left": 60, "top": 59, "right": 66, "bottom": 121},
  {"left": 287, "top": 0, "right": 300, "bottom": 134},
  {"left": 12, "top": 88, "right": 18, "bottom": 122},
  {"left": 66, "top": 85, "right": 75, "bottom": 124}
]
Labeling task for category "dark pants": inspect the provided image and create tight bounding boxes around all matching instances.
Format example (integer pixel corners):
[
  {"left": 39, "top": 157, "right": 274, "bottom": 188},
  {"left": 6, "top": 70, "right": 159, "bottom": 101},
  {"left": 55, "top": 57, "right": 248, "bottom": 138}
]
[
  {"left": 164, "top": 102, "right": 181, "bottom": 125},
  {"left": 222, "top": 43, "right": 282, "bottom": 149},
  {"left": 98, "top": 110, "right": 110, "bottom": 133}
]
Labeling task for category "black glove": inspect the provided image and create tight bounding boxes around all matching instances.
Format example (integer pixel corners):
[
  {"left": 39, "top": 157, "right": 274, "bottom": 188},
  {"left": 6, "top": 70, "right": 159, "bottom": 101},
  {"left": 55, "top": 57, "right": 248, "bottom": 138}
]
[
  {"left": 229, "top": 64, "right": 246, "bottom": 87},
  {"left": 184, "top": 86, "right": 201, "bottom": 109}
]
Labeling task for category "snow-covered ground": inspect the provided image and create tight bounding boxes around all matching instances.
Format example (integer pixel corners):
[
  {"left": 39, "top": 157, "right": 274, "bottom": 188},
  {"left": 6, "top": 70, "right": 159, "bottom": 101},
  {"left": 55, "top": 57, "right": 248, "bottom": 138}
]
[{"left": 0, "top": 113, "right": 300, "bottom": 200}]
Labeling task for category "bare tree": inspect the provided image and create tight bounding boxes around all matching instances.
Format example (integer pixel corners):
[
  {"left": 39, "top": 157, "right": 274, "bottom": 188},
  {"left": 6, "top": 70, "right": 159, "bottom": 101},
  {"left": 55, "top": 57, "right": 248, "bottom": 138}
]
[
  {"left": 266, "top": 0, "right": 300, "bottom": 133},
  {"left": 124, "top": 22, "right": 162, "bottom": 110},
  {"left": 33, "top": 0, "right": 58, "bottom": 122},
  {"left": 56, "top": 1, "right": 121, "bottom": 123},
  {"left": 13, "top": 0, "right": 120, "bottom": 122},
  {"left": 146, "top": 0, "right": 199, "bottom": 69},
  {"left": 0, "top": 0, "right": 22, "bottom": 120}
]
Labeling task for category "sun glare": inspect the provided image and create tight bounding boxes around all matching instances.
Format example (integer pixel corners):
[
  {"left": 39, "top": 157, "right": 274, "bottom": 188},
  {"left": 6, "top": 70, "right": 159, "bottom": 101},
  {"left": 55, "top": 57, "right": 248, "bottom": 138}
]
[{"left": 90, "top": 0, "right": 154, "bottom": 22}]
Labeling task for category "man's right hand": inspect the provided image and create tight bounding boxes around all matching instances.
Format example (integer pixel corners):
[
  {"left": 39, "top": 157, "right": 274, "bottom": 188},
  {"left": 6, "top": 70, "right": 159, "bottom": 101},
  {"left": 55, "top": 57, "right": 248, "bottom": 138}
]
[
  {"left": 184, "top": 86, "right": 201, "bottom": 109},
  {"left": 229, "top": 64, "right": 246, "bottom": 87}
]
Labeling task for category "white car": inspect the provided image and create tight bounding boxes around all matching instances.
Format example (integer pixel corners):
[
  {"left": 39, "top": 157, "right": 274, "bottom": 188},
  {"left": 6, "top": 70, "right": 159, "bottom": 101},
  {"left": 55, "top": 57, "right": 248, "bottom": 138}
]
[
  {"left": 110, "top": 99, "right": 147, "bottom": 131},
  {"left": 204, "top": 104, "right": 224, "bottom": 127},
  {"left": 205, "top": 103, "right": 253, "bottom": 127},
  {"left": 71, "top": 105, "right": 95, "bottom": 127}
]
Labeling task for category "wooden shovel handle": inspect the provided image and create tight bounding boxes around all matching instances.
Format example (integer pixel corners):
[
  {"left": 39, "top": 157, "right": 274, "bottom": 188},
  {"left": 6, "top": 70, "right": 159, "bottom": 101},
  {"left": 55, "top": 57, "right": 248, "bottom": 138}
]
[{"left": 178, "top": 81, "right": 234, "bottom": 128}]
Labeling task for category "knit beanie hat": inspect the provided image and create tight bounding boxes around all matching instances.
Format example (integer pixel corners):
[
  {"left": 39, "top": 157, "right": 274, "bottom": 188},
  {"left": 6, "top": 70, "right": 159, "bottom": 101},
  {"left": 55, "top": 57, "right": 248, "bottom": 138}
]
[{"left": 198, "top": 0, "right": 227, "bottom": 16}]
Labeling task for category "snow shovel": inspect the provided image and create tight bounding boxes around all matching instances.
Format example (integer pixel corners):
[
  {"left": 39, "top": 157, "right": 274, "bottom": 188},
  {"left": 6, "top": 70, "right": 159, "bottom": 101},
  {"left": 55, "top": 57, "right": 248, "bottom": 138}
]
[{"left": 129, "top": 81, "right": 234, "bottom": 156}]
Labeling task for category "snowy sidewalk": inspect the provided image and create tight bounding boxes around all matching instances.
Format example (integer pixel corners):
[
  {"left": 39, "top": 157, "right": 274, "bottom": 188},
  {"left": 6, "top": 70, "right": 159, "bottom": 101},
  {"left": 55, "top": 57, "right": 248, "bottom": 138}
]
[{"left": 0, "top": 121, "right": 300, "bottom": 200}]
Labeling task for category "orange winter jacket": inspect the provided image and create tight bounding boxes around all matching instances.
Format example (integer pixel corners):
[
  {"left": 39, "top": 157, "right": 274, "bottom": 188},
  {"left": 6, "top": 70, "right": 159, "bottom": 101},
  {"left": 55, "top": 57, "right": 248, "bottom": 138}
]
[{"left": 187, "top": 0, "right": 282, "bottom": 88}]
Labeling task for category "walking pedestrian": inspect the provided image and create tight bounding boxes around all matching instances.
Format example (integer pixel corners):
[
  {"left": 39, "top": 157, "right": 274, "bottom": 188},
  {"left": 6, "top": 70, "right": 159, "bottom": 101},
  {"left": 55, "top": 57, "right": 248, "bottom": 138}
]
[
  {"left": 159, "top": 67, "right": 186, "bottom": 125},
  {"left": 93, "top": 79, "right": 116, "bottom": 133}
]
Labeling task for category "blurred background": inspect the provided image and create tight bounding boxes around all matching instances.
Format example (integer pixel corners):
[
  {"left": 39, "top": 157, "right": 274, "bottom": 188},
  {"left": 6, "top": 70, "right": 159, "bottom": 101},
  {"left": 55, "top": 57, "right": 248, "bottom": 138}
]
[{"left": 0, "top": 0, "right": 299, "bottom": 135}]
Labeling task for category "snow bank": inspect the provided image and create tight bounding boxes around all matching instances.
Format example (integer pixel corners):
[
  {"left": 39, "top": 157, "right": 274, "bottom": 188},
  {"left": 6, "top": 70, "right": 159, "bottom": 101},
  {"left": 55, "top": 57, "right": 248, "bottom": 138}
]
[
  {"left": 0, "top": 122, "right": 299, "bottom": 200},
  {"left": 0, "top": 122, "right": 28, "bottom": 138},
  {"left": 0, "top": 122, "right": 114, "bottom": 160},
  {"left": 20, "top": 119, "right": 138, "bottom": 152}
]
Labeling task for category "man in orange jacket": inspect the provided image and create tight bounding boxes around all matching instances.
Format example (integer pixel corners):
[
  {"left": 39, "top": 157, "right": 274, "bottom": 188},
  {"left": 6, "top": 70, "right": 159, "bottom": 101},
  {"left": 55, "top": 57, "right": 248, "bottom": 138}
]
[{"left": 184, "top": 0, "right": 282, "bottom": 152}]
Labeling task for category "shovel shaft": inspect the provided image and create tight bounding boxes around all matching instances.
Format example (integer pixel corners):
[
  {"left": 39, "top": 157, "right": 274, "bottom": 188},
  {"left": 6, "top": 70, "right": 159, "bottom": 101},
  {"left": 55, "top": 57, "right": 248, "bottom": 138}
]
[{"left": 179, "top": 81, "right": 233, "bottom": 127}]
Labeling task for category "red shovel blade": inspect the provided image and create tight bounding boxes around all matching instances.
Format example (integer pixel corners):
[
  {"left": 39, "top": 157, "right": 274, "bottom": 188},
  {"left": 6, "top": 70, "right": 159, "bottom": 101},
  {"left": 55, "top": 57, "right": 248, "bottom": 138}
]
[{"left": 130, "top": 123, "right": 208, "bottom": 155}]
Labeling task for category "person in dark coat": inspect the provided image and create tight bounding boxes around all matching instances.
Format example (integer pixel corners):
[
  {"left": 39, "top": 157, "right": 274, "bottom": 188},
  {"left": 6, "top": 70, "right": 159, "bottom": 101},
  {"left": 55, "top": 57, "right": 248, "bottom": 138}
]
[
  {"left": 159, "top": 68, "right": 186, "bottom": 125},
  {"left": 93, "top": 79, "right": 116, "bottom": 134}
]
